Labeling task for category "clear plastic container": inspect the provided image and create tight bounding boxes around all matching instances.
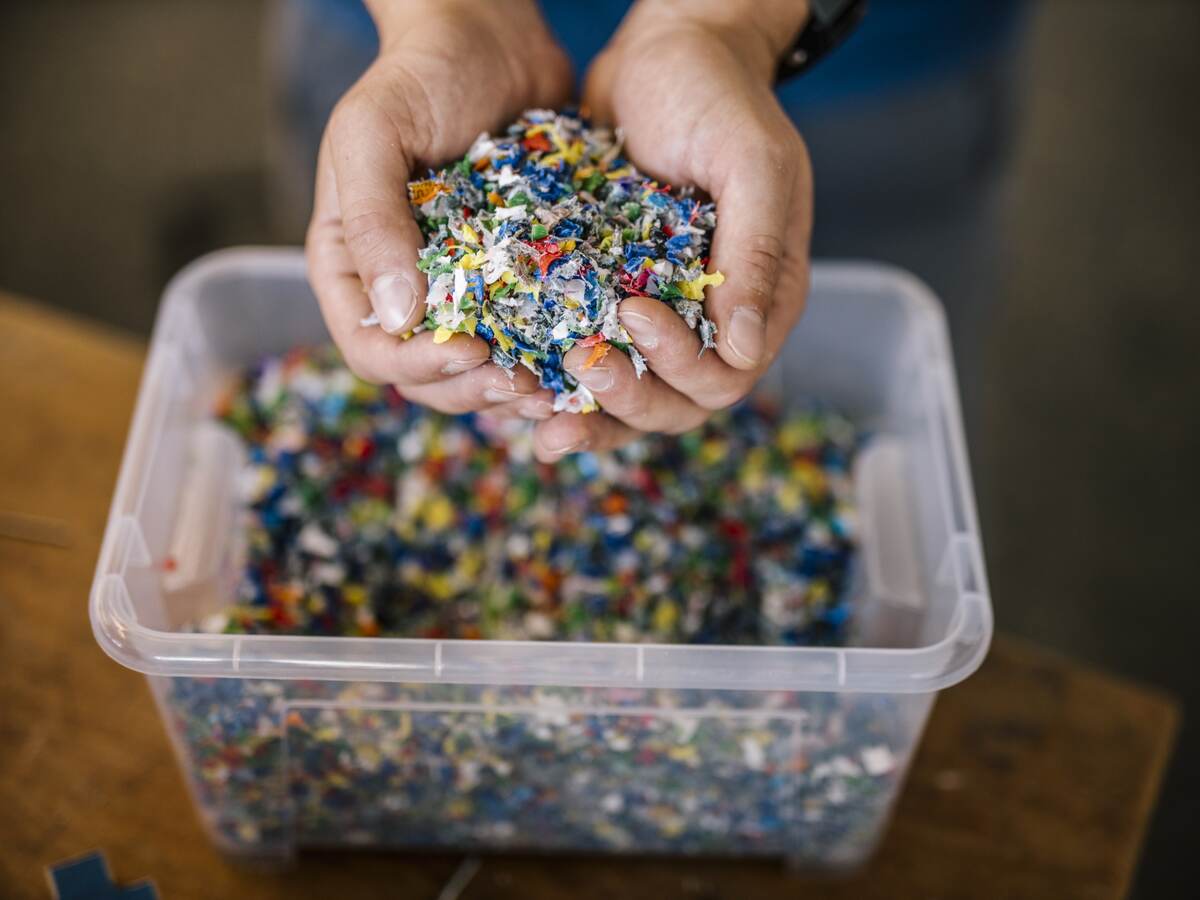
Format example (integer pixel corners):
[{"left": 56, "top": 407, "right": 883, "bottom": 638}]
[{"left": 90, "top": 248, "right": 991, "bottom": 866}]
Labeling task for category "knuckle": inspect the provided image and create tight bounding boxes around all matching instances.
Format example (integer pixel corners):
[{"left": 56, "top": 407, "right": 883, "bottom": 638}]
[
  {"left": 664, "top": 407, "right": 710, "bottom": 435},
  {"left": 328, "top": 92, "right": 375, "bottom": 144},
  {"left": 738, "top": 231, "right": 785, "bottom": 305},
  {"left": 418, "top": 389, "right": 467, "bottom": 414},
  {"left": 697, "top": 377, "right": 753, "bottom": 412},
  {"left": 655, "top": 334, "right": 702, "bottom": 376},
  {"left": 605, "top": 376, "right": 650, "bottom": 420},
  {"left": 342, "top": 348, "right": 382, "bottom": 386},
  {"left": 341, "top": 207, "right": 397, "bottom": 262},
  {"left": 758, "top": 140, "right": 792, "bottom": 177}
]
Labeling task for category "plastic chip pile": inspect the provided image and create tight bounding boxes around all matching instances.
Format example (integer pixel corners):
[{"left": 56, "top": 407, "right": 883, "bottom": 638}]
[{"left": 395, "top": 108, "right": 723, "bottom": 413}]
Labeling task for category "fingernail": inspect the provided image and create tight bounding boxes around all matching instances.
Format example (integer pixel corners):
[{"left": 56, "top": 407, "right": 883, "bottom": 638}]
[
  {"left": 620, "top": 311, "right": 658, "bottom": 350},
  {"left": 570, "top": 365, "right": 614, "bottom": 392},
  {"left": 441, "top": 357, "right": 485, "bottom": 375},
  {"left": 521, "top": 399, "right": 554, "bottom": 420},
  {"left": 546, "top": 438, "right": 588, "bottom": 457},
  {"left": 369, "top": 273, "right": 418, "bottom": 334},
  {"left": 483, "top": 387, "right": 527, "bottom": 404},
  {"left": 728, "top": 306, "right": 766, "bottom": 366}
]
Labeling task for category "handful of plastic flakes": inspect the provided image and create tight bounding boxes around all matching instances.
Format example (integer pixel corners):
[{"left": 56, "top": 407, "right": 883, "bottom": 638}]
[{"left": 396, "top": 108, "right": 723, "bottom": 414}]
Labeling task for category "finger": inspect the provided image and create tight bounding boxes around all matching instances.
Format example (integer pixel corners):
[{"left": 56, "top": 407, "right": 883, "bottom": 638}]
[
  {"left": 532, "top": 412, "right": 640, "bottom": 463},
  {"left": 618, "top": 296, "right": 755, "bottom": 411},
  {"left": 327, "top": 83, "right": 428, "bottom": 335},
  {"left": 707, "top": 135, "right": 809, "bottom": 371},
  {"left": 563, "top": 345, "right": 708, "bottom": 434},
  {"left": 580, "top": 45, "right": 619, "bottom": 124},
  {"left": 307, "top": 138, "right": 493, "bottom": 385},
  {"left": 401, "top": 364, "right": 546, "bottom": 415},
  {"left": 486, "top": 394, "right": 557, "bottom": 421}
]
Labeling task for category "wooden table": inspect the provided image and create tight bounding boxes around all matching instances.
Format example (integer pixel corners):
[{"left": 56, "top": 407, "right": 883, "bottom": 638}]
[{"left": 0, "top": 293, "right": 1178, "bottom": 900}]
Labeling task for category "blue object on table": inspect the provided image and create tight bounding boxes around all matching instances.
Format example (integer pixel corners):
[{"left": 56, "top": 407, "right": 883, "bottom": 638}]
[{"left": 47, "top": 851, "right": 158, "bottom": 900}]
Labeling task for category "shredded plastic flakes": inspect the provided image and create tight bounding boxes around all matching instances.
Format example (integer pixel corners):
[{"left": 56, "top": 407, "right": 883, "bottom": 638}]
[
  {"left": 159, "top": 345, "right": 904, "bottom": 863},
  {"left": 203, "top": 346, "right": 861, "bottom": 645},
  {"left": 166, "top": 679, "right": 903, "bottom": 860},
  {"left": 394, "top": 108, "right": 724, "bottom": 414}
]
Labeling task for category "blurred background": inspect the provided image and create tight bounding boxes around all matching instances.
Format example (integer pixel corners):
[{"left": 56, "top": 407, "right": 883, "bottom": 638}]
[{"left": 1, "top": 1, "right": 1196, "bottom": 896}]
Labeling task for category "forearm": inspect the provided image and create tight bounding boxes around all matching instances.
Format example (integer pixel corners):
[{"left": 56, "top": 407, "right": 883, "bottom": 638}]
[
  {"left": 615, "top": 0, "right": 810, "bottom": 81},
  {"left": 364, "top": 0, "right": 547, "bottom": 48}
]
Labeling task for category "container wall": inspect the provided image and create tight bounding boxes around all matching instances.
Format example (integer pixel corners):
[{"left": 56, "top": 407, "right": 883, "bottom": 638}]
[
  {"left": 97, "top": 252, "right": 986, "bottom": 866},
  {"left": 156, "top": 674, "right": 934, "bottom": 865}
]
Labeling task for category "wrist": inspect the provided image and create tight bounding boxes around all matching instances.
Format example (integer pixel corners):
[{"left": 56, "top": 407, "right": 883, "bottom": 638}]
[
  {"left": 366, "top": 0, "right": 545, "bottom": 48},
  {"left": 620, "top": 0, "right": 810, "bottom": 80}
]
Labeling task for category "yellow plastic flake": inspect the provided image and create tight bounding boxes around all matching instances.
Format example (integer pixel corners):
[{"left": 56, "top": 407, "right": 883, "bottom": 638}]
[
  {"left": 433, "top": 326, "right": 455, "bottom": 344},
  {"left": 343, "top": 584, "right": 368, "bottom": 606},
  {"left": 461, "top": 223, "right": 480, "bottom": 245},
  {"left": 680, "top": 270, "right": 726, "bottom": 301},
  {"left": 668, "top": 745, "right": 699, "bottom": 764},
  {"left": 459, "top": 250, "right": 486, "bottom": 270},
  {"left": 564, "top": 140, "right": 585, "bottom": 165},
  {"left": 653, "top": 599, "right": 679, "bottom": 633},
  {"left": 424, "top": 572, "right": 453, "bottom": 601},
  {"left": 407, "top": 179, "right": 443, "bottom": 205},
  {"left": 778, "top": 417, "right": 818, "bottom": 454},
  {"left": 423, "top": 493, "right": 456, "bottom": 530},
  {"left": 777, "top": 481, "right": 803, "bottom": 514},
  {"left": 605, "top": 166, "right": 633, "bottom": 180}
]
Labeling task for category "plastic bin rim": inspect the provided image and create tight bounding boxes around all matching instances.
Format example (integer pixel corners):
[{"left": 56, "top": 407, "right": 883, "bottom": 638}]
[
  {"left": 89, "top": 247, "right": 992, "bottom": 695},
  {"left": 91, "top": 581, "right": 991, "bottom": 693}
]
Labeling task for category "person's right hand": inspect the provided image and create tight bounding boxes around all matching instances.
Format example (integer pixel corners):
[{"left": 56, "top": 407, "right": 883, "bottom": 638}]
[{"left": 306, "top": 0, "right": 571, "bottom": 420}]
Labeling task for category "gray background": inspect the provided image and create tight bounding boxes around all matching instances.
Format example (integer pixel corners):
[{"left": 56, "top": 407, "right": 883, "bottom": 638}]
[{"left": 1, "top": 1, "right": 1197, "bottom": 896}]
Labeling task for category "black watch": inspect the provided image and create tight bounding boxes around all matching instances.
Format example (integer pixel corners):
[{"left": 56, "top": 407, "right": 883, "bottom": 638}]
[{"left": 775, "top": 0, "right": 869, "bottom": 82}]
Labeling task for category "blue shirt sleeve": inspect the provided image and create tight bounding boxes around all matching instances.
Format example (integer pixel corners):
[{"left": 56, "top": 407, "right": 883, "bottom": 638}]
[{"left": 303, "top": 0, "right": 1028, "bottom": 108}]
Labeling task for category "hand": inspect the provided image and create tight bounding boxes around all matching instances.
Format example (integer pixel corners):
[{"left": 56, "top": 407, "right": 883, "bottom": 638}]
[
  {"left": 306, "top": 0, "right": 571, "bottom": 419},
  {"left": 531, "top": 0, "right": 813, "bottom": 462}
]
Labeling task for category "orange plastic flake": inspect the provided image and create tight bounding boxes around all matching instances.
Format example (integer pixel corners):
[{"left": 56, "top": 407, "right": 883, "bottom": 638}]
[
  {"left": 487, "top": 191, "right": 504, "bottom": 208},
  {"left": 600, "top": 493, "right": 628, "bottom": 516},
  {"left": 408, "top": 180, "right": 443, "bottom": 205},
  {"left": 522, "top": 133, "right": 553, "bottom": 153},
  {"left": 576, "top": 332, "right": 606, "bottom": 348},
  {"left": 537, "top": 248, "right": 564, "bottom": 276},
  {"left": 581, "top": 341, "right": 612, "bottom": 370}
]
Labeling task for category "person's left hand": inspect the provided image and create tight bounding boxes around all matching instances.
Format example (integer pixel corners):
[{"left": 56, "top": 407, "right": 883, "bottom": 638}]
[{"left": 530, "top": 0, "right": 813, "bottom": 462}]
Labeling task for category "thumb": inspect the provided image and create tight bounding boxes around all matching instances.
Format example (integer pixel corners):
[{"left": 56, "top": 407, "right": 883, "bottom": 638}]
[
  {"left": 705, "top": 135, "right": 809, "bottom": 370},
  {"left": 327, "top": 87, "right": 428, "bottom": 335}
]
